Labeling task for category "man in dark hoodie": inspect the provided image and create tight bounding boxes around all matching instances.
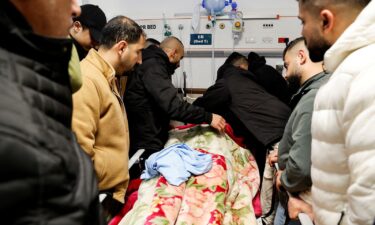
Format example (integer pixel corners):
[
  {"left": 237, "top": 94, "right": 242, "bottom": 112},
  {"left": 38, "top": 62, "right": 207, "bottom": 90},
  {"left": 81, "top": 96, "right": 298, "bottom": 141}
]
[
  {"left": 194, "top": 53, "right": 291, "bottom": 176},
  {"left": 125, "top": 36, "right": 226, "bottom": 176},
  {"left": 248, "top": 52, "right": 292, "bottom": 104}
]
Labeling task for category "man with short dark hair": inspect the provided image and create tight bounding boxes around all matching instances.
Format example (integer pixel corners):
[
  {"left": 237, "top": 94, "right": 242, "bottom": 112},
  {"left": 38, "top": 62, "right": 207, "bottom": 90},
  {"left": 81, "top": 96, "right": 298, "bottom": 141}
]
[
  {"left": 0, "top": 0, "right": 102, "bottom": 224},
  {"left": 70, "top": 4, "right": 107, "bottom": 60},
  {"left": 125, "top": 36, "right": 226, "bottom": 176},
  {"left": 72, "top": 16, "right": 145, "bottom": 216},
  {"left": 145, "top": 38, "right": 161, "bottom": 48},
  {"left": 194, "top": 53, "right": 291, "bottom": 176},
  {"left": 298, "top": 0, "right": 375, "bottom": 224},
  {"left": 272, "top": 37, "right": 328, "bottom": 225}
]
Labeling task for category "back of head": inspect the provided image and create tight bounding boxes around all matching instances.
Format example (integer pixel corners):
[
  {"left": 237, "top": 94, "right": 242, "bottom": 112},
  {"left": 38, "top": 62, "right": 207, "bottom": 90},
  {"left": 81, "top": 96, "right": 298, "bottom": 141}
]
[
  {"left": 298, "top": 0, "right": 370, "bottom": 8},
  {"left": 100, "top": 16, "right": 145, "bottom": 49},
  {"left": 145, "top": 38, "right": 161, "bottom": 48},
  {"left": 73, "top": 4, "right": 107, "bottom": 43},
  {"left": 216, "top": 52, "right": 248, "bottom": 80},
  {"left": 226, "top": 52, "right": 248, "bottom": 70},
  {"left": 283, "top": 37, "right": 306, "bottom": 60},
  {"left": 160, "top": 36, "right": 184, "bottom": 53},
  {"left": 298, "top": 0, "right": 370, "bottom": 15}
]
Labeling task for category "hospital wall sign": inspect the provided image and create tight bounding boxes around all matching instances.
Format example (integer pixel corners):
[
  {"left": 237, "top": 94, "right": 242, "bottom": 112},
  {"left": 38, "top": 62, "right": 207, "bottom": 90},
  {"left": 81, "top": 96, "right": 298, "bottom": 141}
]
[
  {"left": 190, "top": 34, "right": 212, "bottom": 45},
  {"left": 139, "top": 24, "right": 157, "bottom": 30},
  {"left": 136, "top": 20, "right": 163, "bottom": 35}
]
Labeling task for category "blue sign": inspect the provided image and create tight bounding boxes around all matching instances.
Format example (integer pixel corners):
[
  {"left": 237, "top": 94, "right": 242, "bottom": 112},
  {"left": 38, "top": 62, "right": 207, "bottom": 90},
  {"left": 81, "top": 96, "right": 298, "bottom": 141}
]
[{"left": 190, "top": 34, "right": 212, "bottom": 45}]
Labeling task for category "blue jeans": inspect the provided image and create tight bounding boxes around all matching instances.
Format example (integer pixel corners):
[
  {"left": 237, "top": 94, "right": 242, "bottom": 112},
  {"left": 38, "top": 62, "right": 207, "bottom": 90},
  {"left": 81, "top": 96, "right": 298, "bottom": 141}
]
[
  {"left": 274, "top": 203, "right": 287, "bottom": 225},
  {"left": 274, "top": 203, "right": 302, "bottom": 225}
]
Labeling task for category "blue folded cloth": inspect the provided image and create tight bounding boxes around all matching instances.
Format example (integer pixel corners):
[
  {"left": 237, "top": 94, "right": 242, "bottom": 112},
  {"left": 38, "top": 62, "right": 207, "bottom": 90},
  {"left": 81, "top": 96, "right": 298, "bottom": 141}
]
[{"left": 140, "top": 143, "right": 213, "bottom": 186}]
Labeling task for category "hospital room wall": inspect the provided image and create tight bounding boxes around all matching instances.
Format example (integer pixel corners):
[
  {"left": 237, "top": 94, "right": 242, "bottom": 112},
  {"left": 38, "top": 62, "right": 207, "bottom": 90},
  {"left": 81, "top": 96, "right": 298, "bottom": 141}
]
[
  {"left": 79, "top": 0, "right": 298, "bottom": 19},
  {"left": 78, "top": 0, "right": 301, "bottom": 89}
]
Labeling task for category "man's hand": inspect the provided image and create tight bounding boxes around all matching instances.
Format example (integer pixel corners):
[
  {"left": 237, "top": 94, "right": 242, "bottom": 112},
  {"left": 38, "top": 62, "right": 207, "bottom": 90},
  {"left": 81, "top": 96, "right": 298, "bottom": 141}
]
[
  {"left": 288, "top": 196, "right": 314, "bottom": 220},
  {"left": 276, "top": 170, "right": 283, "bottom": 191},
  {"left": 210, "top": 114, "right": 226, "bottom": 132},
  {"left": 268, "top": 149, "right": 278, "bottom": 167}
]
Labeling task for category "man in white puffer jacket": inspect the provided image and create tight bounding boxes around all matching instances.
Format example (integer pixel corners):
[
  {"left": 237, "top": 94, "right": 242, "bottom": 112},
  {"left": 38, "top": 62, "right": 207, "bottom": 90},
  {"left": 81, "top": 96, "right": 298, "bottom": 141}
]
[{"left": 297, "top": 0, "right": 375, "bottom": 224}]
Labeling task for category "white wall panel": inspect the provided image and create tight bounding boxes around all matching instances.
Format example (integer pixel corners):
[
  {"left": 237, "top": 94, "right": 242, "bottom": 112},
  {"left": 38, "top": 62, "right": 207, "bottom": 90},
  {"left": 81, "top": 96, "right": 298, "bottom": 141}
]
[{"left": 82, "top": 0, "right": 301, "bottom": 88}]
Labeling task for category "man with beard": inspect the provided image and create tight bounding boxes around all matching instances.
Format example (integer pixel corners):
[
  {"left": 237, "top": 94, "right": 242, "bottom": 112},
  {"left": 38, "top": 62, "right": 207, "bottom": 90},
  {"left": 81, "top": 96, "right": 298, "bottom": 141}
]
[
  {"left": 125, "top": 36, "right": 226, "bottom": 177},
  {"left": 271, "top": 37, "right": 328, "bottom": 225},
  {"left": 297, "top": 0, "right": 375, "bottom": 224},
  {"left": 72, "top": 16, "right": 146, "bottom": 217}
]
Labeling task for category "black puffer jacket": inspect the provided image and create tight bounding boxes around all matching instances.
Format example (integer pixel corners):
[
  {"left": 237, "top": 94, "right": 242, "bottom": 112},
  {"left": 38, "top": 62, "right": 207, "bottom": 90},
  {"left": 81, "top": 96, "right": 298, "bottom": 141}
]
[
  {"left": 0, "top": 2, "right": 102, "bottom": 224},
  {"left": 125, "top": 46, "right": 212, "bottom": 154}
]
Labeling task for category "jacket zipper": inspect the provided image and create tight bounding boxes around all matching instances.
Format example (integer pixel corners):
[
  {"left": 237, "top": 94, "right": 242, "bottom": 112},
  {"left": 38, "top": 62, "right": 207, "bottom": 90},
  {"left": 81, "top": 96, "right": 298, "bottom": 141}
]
[{"left": 337, "top": 210, "right": 345, "bottom": 225}]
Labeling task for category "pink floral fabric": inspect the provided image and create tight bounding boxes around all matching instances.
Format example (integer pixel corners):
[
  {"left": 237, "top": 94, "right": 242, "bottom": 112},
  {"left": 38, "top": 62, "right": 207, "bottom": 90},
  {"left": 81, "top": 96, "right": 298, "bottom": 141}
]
[{"left": 119, "top": 125, "right": 260, "bottom": 225}]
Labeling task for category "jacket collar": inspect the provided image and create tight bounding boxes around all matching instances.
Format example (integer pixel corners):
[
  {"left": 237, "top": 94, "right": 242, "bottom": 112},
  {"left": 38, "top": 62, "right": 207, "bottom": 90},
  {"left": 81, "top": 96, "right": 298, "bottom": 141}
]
[
  {"left": 324, "top": 1, "right": 375, "bottom": 72},
  {"left": 289, "top": 72, "right": 328, "bottom": 109},
  {"left": 85, "top": 49, "right": 116, "bottom": 83},
  {"left": 143, "top": 46, "right": 176, "bottom": 76}
]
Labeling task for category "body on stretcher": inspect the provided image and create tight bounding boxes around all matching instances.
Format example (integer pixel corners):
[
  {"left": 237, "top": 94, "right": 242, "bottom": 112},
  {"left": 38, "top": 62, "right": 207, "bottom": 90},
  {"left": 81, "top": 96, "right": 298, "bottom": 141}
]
[{"left": 112, "top": 124, "right": 262, "bottom": 225}]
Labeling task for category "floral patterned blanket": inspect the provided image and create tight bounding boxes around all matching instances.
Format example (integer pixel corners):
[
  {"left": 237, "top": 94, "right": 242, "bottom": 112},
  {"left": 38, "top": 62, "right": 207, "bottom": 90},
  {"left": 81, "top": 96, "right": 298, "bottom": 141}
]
[{"left": 119, "top": 125, "right": 260, "bottom": 225}]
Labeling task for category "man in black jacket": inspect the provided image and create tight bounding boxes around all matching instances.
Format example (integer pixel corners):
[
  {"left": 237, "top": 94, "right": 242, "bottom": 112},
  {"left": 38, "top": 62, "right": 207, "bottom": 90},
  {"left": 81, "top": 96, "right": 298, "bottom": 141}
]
[
  {"left": 248, "top": 52, "right": 292, "bottom": 104},
  {"left": 125, "top": 36, "right": 226, "bottom": 174},
  {"left": 0, "top": 1, "right": 102, "bottom": 224},
  {"left": 194, "top": 53, "right": 291, "bottom": 175}
]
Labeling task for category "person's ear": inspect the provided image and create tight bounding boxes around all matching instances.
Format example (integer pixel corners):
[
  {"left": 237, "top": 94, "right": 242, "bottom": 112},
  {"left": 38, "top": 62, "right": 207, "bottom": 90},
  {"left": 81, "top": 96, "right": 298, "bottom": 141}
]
[
  {"left": 117, "top": 40, "right": 128, "bottom": 55},
  {"left": 298, "top": 50, "right": 307, "bottom": 65},
  {"left": 239, "top": 64, "right": 248, "bottom": 71},
  {"left": 171, "top": 49, "right": 177, "bottom": 59},
  {"left": 73, "top": 21, "right": 83, "bottom": 33},
  {"left": 167, "top": 48, "right": 176, "bottom": 62},
  {"left": 320, "top": 9, "right": 335, "bottom": 35}
]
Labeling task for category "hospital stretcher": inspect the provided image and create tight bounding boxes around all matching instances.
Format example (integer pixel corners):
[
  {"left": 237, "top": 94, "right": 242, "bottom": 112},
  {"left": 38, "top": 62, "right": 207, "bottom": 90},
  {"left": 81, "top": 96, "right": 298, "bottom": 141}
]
[{"left": 113, "top": 124, "right": 262, "bottom": 225}]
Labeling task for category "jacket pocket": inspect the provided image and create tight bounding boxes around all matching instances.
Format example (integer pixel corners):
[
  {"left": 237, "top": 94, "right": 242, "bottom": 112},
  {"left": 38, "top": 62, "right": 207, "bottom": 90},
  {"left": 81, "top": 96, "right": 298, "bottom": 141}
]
[{"left": 93, "top": 147, "right": 108, "bottom": 183}]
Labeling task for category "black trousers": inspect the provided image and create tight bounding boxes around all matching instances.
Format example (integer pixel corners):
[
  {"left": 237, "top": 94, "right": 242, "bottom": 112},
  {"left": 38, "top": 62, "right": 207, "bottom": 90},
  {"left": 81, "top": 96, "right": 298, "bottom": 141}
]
[{"left": 128, "top": 149, "right": 157, "bottom": 179}]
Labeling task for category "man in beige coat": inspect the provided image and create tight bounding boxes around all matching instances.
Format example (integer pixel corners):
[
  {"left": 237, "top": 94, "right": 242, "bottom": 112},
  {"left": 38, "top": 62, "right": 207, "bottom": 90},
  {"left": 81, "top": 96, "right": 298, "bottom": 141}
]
[{"left": 72, "top": 16, "right": 145, "bottom": 216}]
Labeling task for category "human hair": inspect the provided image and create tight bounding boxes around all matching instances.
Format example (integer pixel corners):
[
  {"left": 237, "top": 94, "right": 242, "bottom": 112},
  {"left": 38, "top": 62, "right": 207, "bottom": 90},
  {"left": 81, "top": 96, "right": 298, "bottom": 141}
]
[
  {"left": 298, "top": 0, "right": 370, "bottom": 11},
  {"left": 283, "top": 37, "right": 306, "bottom": 60},
  {"left": 145, "top": 38, "right": 161, "bottom": 48},
  {"left": 100, "top": 16, "right": 145, "bottom": 49},
  {"left": 225, "top": 52, "right": 248, "bottom": 67},
  {"left": 160, "top": 36, "right": 184, "bottom": 51}
]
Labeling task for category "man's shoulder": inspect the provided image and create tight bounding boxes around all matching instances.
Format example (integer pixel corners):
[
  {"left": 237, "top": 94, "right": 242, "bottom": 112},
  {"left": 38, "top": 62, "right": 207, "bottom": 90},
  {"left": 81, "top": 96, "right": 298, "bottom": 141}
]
[
  {"left": 139, "top": 58, "right": 167, "bottom": 73},
  {"left": 336, "top": 43, "right": 375, "bottom": 77},
  {"left": 294, "top": 90, "right": 317, "bottom": 114},
  {"left": 80, "top": 60, "right": 108, "bottom": 85}
]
